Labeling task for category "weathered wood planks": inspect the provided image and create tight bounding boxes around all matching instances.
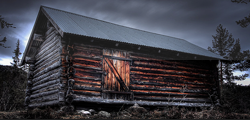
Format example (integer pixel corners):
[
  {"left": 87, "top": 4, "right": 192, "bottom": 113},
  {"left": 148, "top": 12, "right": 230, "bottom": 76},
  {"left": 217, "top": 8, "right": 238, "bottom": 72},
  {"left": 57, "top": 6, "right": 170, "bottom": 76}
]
[{"left": 27, "top": 24, "right": 64, "bottom": 108}]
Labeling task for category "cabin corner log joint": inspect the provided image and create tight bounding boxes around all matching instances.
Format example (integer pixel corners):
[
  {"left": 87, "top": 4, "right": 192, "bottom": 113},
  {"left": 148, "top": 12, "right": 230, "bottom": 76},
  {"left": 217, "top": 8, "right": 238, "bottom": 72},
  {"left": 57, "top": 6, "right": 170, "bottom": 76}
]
[
  {"left": 22, "top": 6, "right": 224, "bottom": 109},
  {"left": 65, "top": 38, "right": 76, "bottom": 104}
]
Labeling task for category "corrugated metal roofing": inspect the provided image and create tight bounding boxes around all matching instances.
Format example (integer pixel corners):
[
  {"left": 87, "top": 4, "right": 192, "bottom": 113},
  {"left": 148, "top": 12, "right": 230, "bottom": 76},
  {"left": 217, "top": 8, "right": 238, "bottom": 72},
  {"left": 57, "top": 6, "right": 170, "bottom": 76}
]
[{"left": 42, "top": 6, "right": 224, "bottom": 59}]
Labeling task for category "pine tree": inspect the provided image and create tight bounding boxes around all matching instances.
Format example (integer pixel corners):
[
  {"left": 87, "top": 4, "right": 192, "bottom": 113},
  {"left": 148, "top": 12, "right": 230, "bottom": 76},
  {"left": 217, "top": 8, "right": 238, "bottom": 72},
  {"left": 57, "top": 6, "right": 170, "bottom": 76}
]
[
  {"left": 208, "top": 24, "right": 249, "bottom": 85},
  {"left": 208, "top": 24, "right": 235, "bottom": 58},
  {"left": 11, "top": 39, "right": 22, "bottom": 68}
]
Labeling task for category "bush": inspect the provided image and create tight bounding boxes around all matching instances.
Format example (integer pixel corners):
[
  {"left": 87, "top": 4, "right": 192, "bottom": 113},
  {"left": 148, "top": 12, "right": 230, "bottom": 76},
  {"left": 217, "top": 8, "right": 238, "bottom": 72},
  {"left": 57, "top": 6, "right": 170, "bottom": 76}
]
[
  {"left": 0, "top": 65, "right": 27, "bottom": 111},
  {"left": 221, "top": 84, "right": 250, "bottom": 113}
]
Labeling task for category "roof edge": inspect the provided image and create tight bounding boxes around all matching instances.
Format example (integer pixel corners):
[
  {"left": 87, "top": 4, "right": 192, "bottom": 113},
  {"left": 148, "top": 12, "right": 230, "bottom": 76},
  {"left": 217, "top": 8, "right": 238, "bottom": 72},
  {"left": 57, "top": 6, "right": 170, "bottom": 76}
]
[{"left": 20, "top": 6, "right": 43, "bottom": 65}]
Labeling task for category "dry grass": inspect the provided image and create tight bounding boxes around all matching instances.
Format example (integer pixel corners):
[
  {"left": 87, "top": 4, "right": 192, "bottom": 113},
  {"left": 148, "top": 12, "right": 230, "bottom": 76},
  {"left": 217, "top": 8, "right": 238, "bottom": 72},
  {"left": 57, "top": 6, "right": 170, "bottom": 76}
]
[{"left": 1, "top": 105, "right": 250, "bottom": 119}]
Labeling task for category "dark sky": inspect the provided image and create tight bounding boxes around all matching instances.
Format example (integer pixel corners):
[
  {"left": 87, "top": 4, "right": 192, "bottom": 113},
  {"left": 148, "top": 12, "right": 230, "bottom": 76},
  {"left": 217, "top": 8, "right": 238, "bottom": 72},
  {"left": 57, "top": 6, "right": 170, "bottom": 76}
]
[{"left": 0, "top": 0, "right": 249, "bottom": 85}]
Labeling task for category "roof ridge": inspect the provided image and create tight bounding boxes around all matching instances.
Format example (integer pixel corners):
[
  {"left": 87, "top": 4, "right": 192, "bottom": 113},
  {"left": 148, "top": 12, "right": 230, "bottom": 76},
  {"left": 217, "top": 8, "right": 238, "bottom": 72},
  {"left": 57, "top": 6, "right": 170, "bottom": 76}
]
[{"left": 41, "top": 5, "right": 189, "bottom": 42}]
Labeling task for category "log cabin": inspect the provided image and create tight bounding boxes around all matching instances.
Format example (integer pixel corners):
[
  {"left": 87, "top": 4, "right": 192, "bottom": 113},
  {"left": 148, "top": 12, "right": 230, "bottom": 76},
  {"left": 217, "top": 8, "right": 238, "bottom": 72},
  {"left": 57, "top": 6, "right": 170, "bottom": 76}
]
[{"left": 21, "top": 6, "right": 224, "bottom": 110}]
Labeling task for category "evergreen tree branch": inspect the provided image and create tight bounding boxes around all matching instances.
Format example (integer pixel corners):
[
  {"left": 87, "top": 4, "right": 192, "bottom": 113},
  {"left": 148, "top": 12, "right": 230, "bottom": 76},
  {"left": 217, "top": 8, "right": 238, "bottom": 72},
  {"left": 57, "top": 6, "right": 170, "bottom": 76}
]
[{"left": 236, "top": 14, "right": 250, "bottom": 28}]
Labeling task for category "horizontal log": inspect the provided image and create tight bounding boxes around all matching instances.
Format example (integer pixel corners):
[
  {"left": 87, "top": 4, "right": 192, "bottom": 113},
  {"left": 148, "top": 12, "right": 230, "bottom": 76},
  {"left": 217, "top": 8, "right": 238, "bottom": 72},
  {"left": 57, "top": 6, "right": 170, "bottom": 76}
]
[
  {"left": 35, "top": 41, "right": 62, "bottom": 61},
  {"left": 130, "top": 74, "right": 215, "bottom": 85},
  {"left": 130, "top": 54, "right": 166, "bottom": 61},
  {"left": 131, "top": 64, "right": 212, "bottom": 77},
  {"left": 73, "top": 45, "right": 103, "bottom": 53},
  {"left": 73, "top": 60, "right": 102, "bottom": 68},
  {"left": 73, "top": 54, "right": 102, "bottom": 61},
  {"left": 73, "top": 57, "right": 101, "bottom": 65},
  {"left": 38, "top": 32, "right": 58, "bottom": 52},
  {"left": 130, "top": 80, "right": 211, "bottom": 89},
  {"left": 38, "top": 30, "right": 56, "bottom": 50},
  {"left": 130, "top": 53, "right": 211, "bottom": 66},
  {"left": 74, "top": 95, "right": 101, "bottom": 99},
  {"left": 73, "top": 43, "right": 104, "bottom": 50},
  {"left": 130, "top": 68, "right": 212, "bottom": 80},
  {"left": 130, "top": 54, "right": 212, "bottom": 70},
  {"left": 130, "top": 73, "right": 213, "bottom": 85},
  {"left": 35, "top": 52, "right": 61, "bottom": 70},
  {"left": 41, "top": 30, "right": 59, "bottom": 49},
  {"left": 131, "top": 77, "right": 212, "bottom": 86},
  {"left": 28, "top": 100, "right": 59, "bottom": 108},
  {"left": 102, "top": 90, "right": 133, "bottom": 95},
  {"left": 73, "top": 90, "right": 101, "bottom": 96},
  {"left": 35, "top": 34, "right": 60, "bottom": 59},
  {"left": 129, "top": 86, "right": 209, "bottom": 94},
  {"left": 130, "top": 83, "right": 209, "bottom": 91},
  {"left": 73, "top": 51, "right": 102, "bottom": 59},
  {"left": 131, "top": 72, "right": 214, "bottom": 84},
  {"left": 133, "top": 96, "right": 211, "bottom": 103},
  {"left": 74, "top": 67, "right": 103, "bottom": 75},
  {"left": 31, "top": 79, "right": 61, "bottom": 91},
  {"left": 133, "top": 91, "right": 208, "bottom": 98},
  {"left": 74, "top": 83, "right": 100, "bottom": 89},
  {"left": 74, "top": 44, "right": 103, "bottom": 53},
  {"left": 181, "top": 60, "right": 215, "bottom": 69},
  {"left": 73, "top": 64, "right": 101, "bottom": 71},
  {"left": 74, "top": 78, "right": 101, "bottom": 85},
  {"left": 131, "top": 70, "right": 213, "bottom": 85},
  {"left": 35, "top": 47, "right": 61, "bottom": 66},
  {"left": 73, "top": 85, "right": 102, "bottom": 91},
  {"left": 32, "top": 83, "right": 62, "bottom": 94},
  {"left": 33, "top": 68, "right": 62, "bottom": 86},
  {"left": 74, "top": 75, "right": 102, "bottom": 81},
  {"left": 74, "top": 81, "right": 101, "bottom": 86},
  {"left": 75, "top": 73, "right": 102, "bottom": 80},
  {"left": 30, "top": 93, "right": 58, "bottom": 103},
  {"left": 73, "top": 96, "right": 212, "bottom": 107},
  {"left": 130, "top": 71, "right": 209, "bottom": 82},
  {"left": 34, "top": 53, "right": 60, "bottom": 71},
  {"left": 131, "top": 89, "right": 208, "bottom": 97},
  {"left": 36, "top": 41, "right": 61, "bottom": 63},
  {"left": 34, "top": 58, "right": 62, "bottom": 78},
  {"left": 132, "top": 60, "right": 211, "bottom": 74},
  {"left": 131, "top": 78, "right": 213, "bottom": 88},
  {"left": 30, "top": 89, "right": 59, "bottom": 99}
]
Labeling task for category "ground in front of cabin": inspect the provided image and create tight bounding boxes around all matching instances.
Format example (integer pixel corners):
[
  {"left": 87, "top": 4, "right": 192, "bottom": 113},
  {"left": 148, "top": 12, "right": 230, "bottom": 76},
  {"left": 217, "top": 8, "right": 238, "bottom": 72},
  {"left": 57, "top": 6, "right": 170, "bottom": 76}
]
[{"left": 1, "top": 105, "right": 250, "bottom": 119}]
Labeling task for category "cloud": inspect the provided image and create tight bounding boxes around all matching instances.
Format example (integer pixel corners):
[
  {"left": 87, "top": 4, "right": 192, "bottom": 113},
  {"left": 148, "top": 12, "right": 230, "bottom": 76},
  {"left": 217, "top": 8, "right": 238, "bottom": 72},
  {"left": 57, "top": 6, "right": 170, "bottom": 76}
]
[
  {"left": 236, "top": 78, "right": 250, "bottom": 86},
  {"left": 0, "top": 0, "right": 249, "bottom": 64},
  {"left": 234, "top": 70, "right": 250, "bottom": 86},
  {"left": 0, "top": 57, "right": 12, "bottom": 65}
]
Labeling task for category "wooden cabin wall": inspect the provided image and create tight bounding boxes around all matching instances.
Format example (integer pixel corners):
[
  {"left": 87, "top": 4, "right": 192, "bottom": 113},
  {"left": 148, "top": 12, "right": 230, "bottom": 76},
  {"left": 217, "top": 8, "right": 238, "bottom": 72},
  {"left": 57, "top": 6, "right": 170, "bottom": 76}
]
[
  {"left": 61, "top": 39, "right": 220, "bottom": 106},
  {"left": 27, "top": 26, "right": 64, "bottom": 108},
  {"left": 61, "top": 42, "right": 103, "bottom": 100},
  {"left": 129, "top": 52, "right": 219, "bottom": 104},
  {"left": 60, "top": 37, "right": 219, "bottom": 107}
]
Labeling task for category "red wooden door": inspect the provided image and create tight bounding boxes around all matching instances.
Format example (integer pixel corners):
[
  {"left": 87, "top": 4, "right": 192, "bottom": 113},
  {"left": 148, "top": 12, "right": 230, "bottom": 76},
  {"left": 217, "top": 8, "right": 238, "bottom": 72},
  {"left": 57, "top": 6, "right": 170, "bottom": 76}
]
[{"left": 102, "top": 49, "right": 132, "bottom": 100}]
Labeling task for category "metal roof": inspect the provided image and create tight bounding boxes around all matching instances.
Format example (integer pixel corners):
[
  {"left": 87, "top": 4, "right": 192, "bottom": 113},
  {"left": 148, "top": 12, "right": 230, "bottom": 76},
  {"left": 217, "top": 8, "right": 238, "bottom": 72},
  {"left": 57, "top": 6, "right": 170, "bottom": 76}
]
[{"left": 41, "top": 6, "right": 224, "bottom": 60}]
